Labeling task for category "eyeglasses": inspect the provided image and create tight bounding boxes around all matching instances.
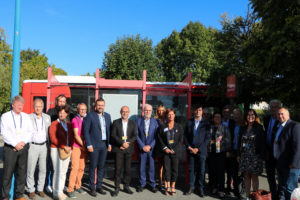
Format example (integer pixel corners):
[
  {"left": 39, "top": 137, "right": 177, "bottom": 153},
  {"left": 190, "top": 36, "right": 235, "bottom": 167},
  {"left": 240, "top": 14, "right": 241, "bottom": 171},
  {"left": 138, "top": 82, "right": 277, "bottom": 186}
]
[{"left": 79, "top": 109, "right": 87, "bottom": 111}]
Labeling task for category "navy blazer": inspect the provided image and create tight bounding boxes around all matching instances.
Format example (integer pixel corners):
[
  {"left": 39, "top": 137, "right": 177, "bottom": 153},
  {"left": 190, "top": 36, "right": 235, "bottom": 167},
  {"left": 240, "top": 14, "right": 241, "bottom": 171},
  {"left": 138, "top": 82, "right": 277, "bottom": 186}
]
[
  {"left": 184, "top": 118, "right": 211, "bottom": 158},
  {"left": 275, "top": 119, "right": 300, "bottom": 169},
  {"left": 136, "top": 117, "right": 159, "bottom": 151},
  {"left": 263, "top": 115, "right": 279, "bottom": 158},
  {"left": 83, "top": 111, "right": 111, "bottom": 148}
]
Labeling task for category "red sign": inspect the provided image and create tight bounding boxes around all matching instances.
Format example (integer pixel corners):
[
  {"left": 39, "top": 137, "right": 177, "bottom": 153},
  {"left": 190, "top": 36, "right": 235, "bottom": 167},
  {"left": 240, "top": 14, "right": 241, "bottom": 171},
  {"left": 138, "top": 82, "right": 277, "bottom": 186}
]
[{"left": 226, "top": 75, "right": 236, "bottom": 98}]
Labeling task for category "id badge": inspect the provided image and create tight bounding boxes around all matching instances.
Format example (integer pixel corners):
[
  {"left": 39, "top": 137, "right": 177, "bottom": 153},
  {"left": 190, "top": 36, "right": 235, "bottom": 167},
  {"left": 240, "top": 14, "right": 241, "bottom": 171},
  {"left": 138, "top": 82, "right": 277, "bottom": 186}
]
[
  {"left": 210, "top": 140, "right": 215, "bottom": 144},
  {"left": 145, "top": 132, "right": 149, "bottom": 137},
  {"left": 122, "top": 136, "right": 127, "bottom": 140},
  {"left": 169, "top": 140, "right": 174, "bottom": 144}
]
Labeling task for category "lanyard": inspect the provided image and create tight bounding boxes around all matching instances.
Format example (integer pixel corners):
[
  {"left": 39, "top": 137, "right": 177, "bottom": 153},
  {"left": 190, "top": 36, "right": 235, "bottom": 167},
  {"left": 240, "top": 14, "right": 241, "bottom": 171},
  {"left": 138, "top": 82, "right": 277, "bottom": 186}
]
[
  {"left": 11, "top": 110, "right": 22, "bottom": 129},
  {"left": 34, "top": 115, "right": 44, "bottom": 131}
]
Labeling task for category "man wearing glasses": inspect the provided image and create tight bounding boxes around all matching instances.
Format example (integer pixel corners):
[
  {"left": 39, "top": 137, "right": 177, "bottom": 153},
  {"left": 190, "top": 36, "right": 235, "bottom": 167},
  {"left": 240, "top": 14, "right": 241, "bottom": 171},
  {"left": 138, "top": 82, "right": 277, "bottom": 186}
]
[
  {"left": 67, "top": 103, "right": 88, "bottom": 198},
  {"left": 136, "top": 104, "right": 159, "bottom": 193}
]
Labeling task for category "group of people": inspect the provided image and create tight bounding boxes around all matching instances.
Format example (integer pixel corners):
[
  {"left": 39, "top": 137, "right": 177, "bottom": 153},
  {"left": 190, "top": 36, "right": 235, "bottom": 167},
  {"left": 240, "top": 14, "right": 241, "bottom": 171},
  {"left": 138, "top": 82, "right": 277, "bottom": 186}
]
[{"left": 0, "top": 95, "right": 299, "bottom": 200}]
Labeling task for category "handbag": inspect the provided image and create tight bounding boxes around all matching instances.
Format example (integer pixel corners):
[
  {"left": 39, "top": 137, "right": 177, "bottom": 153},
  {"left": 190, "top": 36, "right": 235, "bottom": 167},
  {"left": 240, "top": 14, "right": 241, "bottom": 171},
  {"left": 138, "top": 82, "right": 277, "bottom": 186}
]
[
  {"left": 250, "top": 190, "right": 272, "bottom": 200},
  {"left": 58, "top": 148, "right": 71, "bottom": 160}
]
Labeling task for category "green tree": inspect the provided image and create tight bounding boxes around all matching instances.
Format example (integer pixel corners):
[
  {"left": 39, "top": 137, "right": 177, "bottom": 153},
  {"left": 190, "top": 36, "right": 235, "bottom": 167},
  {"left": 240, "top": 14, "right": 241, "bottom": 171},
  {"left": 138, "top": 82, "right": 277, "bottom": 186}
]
[
  {"left": 207, "top": 11, "right": 265, "bottom": 108},
  {"left": 248, "top": 0, "right": 300, "bottom": 109},
  {"left": 0, "top": 27, "right": 67, "bottom": 114},
  {"left": 102, "top": 34, "right": 161, "bottom": 81},
  {"left": 155, "top": 21, "right": 219, "bottom": 82},
  {"left": 0, "top": 28, "right": 13, "bottom": 113}
]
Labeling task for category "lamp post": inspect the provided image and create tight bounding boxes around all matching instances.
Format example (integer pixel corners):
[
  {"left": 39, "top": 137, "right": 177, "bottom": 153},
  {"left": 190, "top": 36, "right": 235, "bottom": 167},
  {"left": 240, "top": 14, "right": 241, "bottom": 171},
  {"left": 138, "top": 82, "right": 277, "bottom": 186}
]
[{"left": 10, "top": 0, "right": 21, "bottom": 199}]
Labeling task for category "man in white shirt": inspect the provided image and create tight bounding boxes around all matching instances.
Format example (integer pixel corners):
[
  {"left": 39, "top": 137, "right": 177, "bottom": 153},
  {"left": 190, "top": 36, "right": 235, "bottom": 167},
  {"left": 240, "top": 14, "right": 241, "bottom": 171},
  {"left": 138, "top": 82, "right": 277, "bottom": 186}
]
[
  {"left": 110, "top": 106, "right": 137, "bottom": 197},
  {"left": 26, "top": 98, "right": 51, "bottom": 199},
  {"left": 0, "top": 96, "right": 34, "bottom": 200}
]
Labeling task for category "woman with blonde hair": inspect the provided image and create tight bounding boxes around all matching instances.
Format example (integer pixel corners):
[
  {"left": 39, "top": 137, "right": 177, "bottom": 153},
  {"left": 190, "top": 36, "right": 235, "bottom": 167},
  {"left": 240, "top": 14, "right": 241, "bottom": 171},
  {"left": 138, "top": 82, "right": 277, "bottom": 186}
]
[{"left": 154, "top": 105, "right": 167, "bottom": 190}]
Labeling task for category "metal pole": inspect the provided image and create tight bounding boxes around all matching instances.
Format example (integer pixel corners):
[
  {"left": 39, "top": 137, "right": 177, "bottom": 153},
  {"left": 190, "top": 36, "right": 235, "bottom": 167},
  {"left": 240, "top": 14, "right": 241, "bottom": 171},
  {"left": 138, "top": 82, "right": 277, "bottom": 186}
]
[
  {"left": 11, "top": 0, "right": 21, "bottom": 100},
  {"left": 10, "top": 0, "right": 21, "bottom": 199}
]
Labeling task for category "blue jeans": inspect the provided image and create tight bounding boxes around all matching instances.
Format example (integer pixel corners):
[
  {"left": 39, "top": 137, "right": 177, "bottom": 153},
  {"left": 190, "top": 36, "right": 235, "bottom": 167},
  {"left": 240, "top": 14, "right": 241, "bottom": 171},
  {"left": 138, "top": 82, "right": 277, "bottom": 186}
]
[
  {"left": 188, "top": 153, "right": 206, "bottom": 190},
  {"left": 277, "top": 167, "right": 300, "bottom": 200}
]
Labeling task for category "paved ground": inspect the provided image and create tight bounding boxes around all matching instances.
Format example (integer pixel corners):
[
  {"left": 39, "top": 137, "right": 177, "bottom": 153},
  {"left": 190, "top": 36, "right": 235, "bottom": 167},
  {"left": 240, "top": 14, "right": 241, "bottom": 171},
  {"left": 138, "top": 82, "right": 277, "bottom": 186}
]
[{"left": 0, "top": 137, "right": 271, "bottom": 200}]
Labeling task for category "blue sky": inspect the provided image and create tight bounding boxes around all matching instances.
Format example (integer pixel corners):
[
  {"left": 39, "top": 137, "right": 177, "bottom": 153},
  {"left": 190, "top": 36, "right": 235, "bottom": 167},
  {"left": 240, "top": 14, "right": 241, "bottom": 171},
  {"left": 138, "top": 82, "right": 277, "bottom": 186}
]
[{"left": 1, "top": 0, "right": 250, "bottom": 76}]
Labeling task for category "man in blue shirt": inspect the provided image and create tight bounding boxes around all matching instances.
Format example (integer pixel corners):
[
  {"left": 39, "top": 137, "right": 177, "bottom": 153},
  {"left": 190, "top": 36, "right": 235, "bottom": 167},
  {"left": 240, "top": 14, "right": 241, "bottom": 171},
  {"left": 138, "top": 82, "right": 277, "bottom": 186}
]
[
  {"left": 274, "top": 107, "right": 300, "bottom": 200},
  {"left": 263, "top": 99, "right": 281, "bottom": 199}
]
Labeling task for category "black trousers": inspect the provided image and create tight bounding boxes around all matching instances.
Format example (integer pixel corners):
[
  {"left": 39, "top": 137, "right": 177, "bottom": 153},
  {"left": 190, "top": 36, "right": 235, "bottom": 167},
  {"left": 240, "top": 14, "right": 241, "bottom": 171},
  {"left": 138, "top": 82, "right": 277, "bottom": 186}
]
[
  {"left": 207, "top": 152, "right": 226, "bottom": 191},
  {"left": 266, "top": 157, "right": 277, "bottom": 200},
  {"left": 225, "top": 156, "right": 240, "bottom": 192},
  {"left": 2, "top": 144, "right": 29, "bottom": 199},
  {"left": 163, "top": 153, "right": 179, "bottom": 182},
  {"left": 225, "top": 156, "right": 233, "bottom": 189},
  {"left": 114, "top": 152, "right": 133, "bottom": 188}
]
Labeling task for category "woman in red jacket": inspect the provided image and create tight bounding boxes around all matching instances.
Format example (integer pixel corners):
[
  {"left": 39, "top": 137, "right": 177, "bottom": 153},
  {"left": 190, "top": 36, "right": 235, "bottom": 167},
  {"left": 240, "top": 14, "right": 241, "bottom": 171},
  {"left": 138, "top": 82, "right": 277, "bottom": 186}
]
[{"left": 49, "top": 105, "right": 74, "bottom": 200}]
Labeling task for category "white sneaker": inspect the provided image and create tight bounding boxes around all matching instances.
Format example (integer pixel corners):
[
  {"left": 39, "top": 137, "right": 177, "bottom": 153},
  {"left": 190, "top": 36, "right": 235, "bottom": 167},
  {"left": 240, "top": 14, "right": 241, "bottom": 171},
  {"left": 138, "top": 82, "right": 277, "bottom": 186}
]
[
  {"left": 58, "top": 193, "right": 67, "bottom": 200},
  {"left": 45, "top": 185, "right": 53, "bottom": 193}
]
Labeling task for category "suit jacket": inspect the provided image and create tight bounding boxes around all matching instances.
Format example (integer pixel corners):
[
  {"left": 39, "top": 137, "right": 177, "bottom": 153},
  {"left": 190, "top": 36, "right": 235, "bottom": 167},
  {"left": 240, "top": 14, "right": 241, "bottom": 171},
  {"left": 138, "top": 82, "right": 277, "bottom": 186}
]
[
  {"left": 184, "top": 118, "right": 210, "bottom": 157},
  {"left": 83, "top": 111, "right": 111, "bottom": 148},
  {"left": 29, "top": 113, "right": 51, "bottom": 145},
  {"left": 136, "top": 117, "right": 159, "bottom": 151},
  {"left": 49, "top": 120, "right": 74, "bottom": 149},
  {"left": 227, "top": 119, "right": 236, "bottom": 143},
  {"left": 275, "top": 119, "right": 300, "bottom": 169},
  {"left": 110, "top": 118, "right": 137, "bottom": 154},
  {"left": 263, "top": 115, "right": 279, "bottom": 160},
  {"left": 158, "top": 122, "right": 183, "bottom": 155}
]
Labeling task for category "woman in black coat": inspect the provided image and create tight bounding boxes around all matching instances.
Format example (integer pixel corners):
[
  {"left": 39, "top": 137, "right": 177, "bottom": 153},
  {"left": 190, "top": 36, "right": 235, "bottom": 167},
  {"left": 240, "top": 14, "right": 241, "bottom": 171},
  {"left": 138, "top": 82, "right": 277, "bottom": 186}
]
[
  {"left": 237, "top": 109, "right": 264, "bottom": 199},
  {"left": 158, "top": 108, "right": 183, "bottom": 196}
]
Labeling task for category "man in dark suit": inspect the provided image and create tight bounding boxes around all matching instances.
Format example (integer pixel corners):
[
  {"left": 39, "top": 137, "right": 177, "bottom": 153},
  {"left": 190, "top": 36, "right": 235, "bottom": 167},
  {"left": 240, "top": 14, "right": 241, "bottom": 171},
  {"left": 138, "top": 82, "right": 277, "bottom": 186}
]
[
  {"left": 222, "top": 106, "right": 236, "bottom": 194},
  {"left": 263, "top": 100, "right": 281, "bottom": 200},
  {"left": 110, "top": 106, "right": 137, "bottom": 197},
  {"left": 184, "top": 105, "right": 210, "bottom": 197},
  {"left": 274, "top": 107, "right": 300, "bottom": 200},
  {"left": 136, "top": 104, "right": 159, "bottom": 193},
  {"left": 230, "top": 108, "right": 243, "bottom": 198},
  {"left": 84, "top": 98, "right": 112, "bottom": 197}
]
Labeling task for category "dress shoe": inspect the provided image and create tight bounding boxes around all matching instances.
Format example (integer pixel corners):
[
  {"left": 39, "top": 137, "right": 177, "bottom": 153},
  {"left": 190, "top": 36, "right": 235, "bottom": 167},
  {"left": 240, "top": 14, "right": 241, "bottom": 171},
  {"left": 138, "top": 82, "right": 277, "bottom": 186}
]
[
  {"left": 75, "top": 188, "right": 86, "bottom": 194},
  {"left": 29, "top": 192, "right": 36, "bottom": 199},
  {"left": 96, "top": 188, "right": 107, "bottom": 195},
  {"left": 37, "top": 191, "right": 46, "bottom": 198},
  {"left": 185, "top": 188, "right": 194, "bottom": 195},
  {"left": 218, "top": 191, "right": 225, "bottom": 198},
  {"left": 124, "top": 186, "right": 133, "bottom": 194},
  {"left": 111, "top": 188, "right": 120, "bottom": 197},
  {"left": 89, "top": 189, "right": 97, "bottom": 197},
  {"left": 150, "top": 187, "right": 158, "bottom": 193},
  {"left": 199, "top": 189, "right": 205, "bottom": 197},
  {"left": 136, "top": 186, "right": 144, "bottom": 192}
]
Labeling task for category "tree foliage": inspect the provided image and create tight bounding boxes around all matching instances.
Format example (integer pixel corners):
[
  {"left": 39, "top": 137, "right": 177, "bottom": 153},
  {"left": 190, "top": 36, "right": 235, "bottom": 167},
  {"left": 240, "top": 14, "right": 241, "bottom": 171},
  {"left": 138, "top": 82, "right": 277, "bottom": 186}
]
[
  {"left": 0, "top": 27, "right": 67, "bottom": 114},
  {"left": 102, "top": 34, "right": 161, "bottom": 81},
  {"left": 155, "top": 21, "right": 219, "bottom": 82},
  {"left": 248, "top": 0, "right": 300, "bottom": 108},
  {"left": 207, "top": 11, "right": 265, "bottom": 107}
]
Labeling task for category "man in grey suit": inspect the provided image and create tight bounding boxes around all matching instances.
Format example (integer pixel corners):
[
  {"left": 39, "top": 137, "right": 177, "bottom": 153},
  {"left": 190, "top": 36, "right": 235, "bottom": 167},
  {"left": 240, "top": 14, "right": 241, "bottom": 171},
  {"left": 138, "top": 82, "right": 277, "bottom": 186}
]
[{"left": 27, "top": 98, "right": 51, "bottom": 199}]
